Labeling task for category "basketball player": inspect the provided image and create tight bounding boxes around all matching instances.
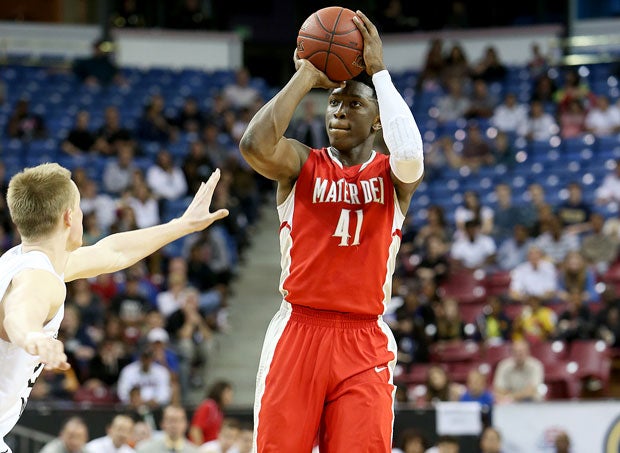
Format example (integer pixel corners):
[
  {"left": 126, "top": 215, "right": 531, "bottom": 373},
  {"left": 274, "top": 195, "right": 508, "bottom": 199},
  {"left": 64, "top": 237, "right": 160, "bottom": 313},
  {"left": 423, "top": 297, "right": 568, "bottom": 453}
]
[
  {"left": 239, "top": 11, "right": 423, "bottom": 453},
  {"left": 0, "top": 164, "right": 228, "bottom": 453}
]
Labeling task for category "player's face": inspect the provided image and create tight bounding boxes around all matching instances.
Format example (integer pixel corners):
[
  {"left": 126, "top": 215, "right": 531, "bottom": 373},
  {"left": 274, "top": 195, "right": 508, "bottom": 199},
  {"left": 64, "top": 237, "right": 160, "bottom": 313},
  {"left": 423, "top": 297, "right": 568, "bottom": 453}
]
[{"left": 326, "top": 81, "right": 379, "bottom": 151}]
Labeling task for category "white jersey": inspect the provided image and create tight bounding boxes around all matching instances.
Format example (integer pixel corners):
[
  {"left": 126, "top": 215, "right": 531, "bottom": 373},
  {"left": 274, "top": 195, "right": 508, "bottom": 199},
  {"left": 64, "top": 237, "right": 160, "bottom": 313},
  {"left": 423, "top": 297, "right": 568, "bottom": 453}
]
[{"left": 0, "top": 245, "right": 65, "bottom": 452}]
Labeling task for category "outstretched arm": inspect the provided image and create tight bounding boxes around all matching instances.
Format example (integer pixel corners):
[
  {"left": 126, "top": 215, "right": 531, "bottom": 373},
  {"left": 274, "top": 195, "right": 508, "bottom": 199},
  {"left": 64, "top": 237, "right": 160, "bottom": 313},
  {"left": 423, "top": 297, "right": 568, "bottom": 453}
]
[
  {"left": 239, "top": 53, "right": 342, "bottom": 186},
  {"left": 64, "top": 170, "right": 228, "bottom": 282}
]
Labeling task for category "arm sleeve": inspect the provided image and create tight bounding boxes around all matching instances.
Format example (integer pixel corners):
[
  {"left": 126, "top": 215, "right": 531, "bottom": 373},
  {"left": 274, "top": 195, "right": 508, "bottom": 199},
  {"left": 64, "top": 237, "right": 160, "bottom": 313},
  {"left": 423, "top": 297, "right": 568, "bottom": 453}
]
[{"left": 372, "top": 70, "right": 424, "bottom": 183}]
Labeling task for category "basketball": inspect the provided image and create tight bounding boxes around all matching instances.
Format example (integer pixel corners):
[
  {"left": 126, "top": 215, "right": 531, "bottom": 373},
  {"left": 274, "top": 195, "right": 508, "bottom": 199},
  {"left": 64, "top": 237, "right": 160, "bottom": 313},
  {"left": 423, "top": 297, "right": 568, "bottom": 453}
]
[{"left": 297, "top": 7, "right": 365, "bottom": 82}]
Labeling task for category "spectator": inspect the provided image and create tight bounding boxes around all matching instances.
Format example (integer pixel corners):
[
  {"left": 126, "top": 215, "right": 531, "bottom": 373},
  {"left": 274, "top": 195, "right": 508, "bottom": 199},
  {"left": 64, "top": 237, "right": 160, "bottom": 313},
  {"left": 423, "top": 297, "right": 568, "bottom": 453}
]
[
  {"left": 117, "top": 346, "right": 172, "bottom": 407},
  {"left": 222, "top": 68, "right": 261, "bottom": 111},
  {"left": 450, "top": 220, "right": 496, "bottom": 270},
  {"left": 597, "top": 297, "right": 620, "bottom": 347},
  {"left": 129, "top": 421, "right": 152, "bottom": 450},
  {"left": 388, "top": 290, "right": 432, "bottom": 366},
  {"left": 86, "top": 338, "right": 132, "bottom": 388},
  {"left": 234, "top": 423, "right": 253, "bottom": 453},
  {"left": 174, "top": 97, "right": 204, "bottom": 133},
  {"left": 416, "top": 38, "right": 444, "bottom": 93},
  {"left": 287, "top": 99, "right": 329, "bottom": 150},
  {"left": 493, "top": 184, "right": 526, "bottom": 242},
  {"left": 6, "top": 99, "right": 46, "bottom": 139},
  {"left": 189, "top": 380, "right": 234, "bottom": 445},
  {"left": 459, "top": 369, "right": 494, "bottom": 416},
  {"left": 109, "top": 275, "right": 153, "bottom": 342},
  {"left": 491, "top": 131, "right": 516, "bottom": 168},
  {"left": 554, "top": 431, "right": 571, "bottom": 453},
  {"left": 536, "top": 215, "right": 580, "bottom": 264},
  {"left": 471, "top": 46, "right": 507, "bottom": 84},
  {"left": 202, "top": 123, "right": 234, "bottom": 167},
  {"left": 168, "top": 0, "right": 214, "bottom": 30},
  {"left": 493, "top": 340, "right": 544, "bottom": 402},
  {"left": 475, "top": 296, "right": 512, "bottom": 343},
  {"left": 413, "top": 205, "right": 451, "bottom": 250},
  {"left": 456, "top": 122, "right": 495, "bottom": 169},
  {"left": 527, "top": 43, "right": 548, "bottom": 79},
  {"left": 558, "top": 99, "right": 586, "bottom": 139},
  {"left": 518, "top": 100, "right": 559, "bottom": 141},
  {"left": 521, "top": 183, "right": 547, "bottom": 230},
  {"left": 62, "top": 110, "right": 97, "bottom": 156},
  {"left": 425, "top": 435, "right": 460, "bottom": 453},
  {"left": 109, "top": 0, "right": 147, "bottom": 28},
  {"left": 436, "top": 78, "right": 470, "bottom": 123},
  {"left": 424, "top": 365, "right": 461, "bottom": 405},
  {"left": 585, "top": 95, "right": 620, "bottom": 136},
  {"left": 96, "top": 106, "right": 133, "bottom": 155},
  {"left": 435, "top": 297, "right": 466, "bottom": 342},
  {"left": 554, "top": 290, "right": 594, "bottom": 341},
  {"left": 509, "top": 245, "right": 557, "bottom": 302},
  {"left": 86, "top": 414, "right": 135, "bottom": 453},
  {"left": 556, "top": 182, "right": 591, "bottom": 232},
  {"left": 137, "top": 94, "right": 174, "bottom": 143},
  {"left": 40, "top": 417, "right": 90, "bottom": 453},
  {"left": 126, "top": 181, "right": 160, "bottom": 229},
  {"left": 479, "top": 426, "right": 502, "bottom": 453},
  {"left": 377, "top": 0, "right": 417, "bottom": 33},
  {"left": 465, "top": 79, "right": 497, "bottom": 120},
  {"left": 554, "top": 69, "right": 596, "bottom": 114},
  {"left": 441, "top": 44, "right": 470, "bottom": 87},
  {"left": 416, "top": 235, "right": 450, "bottom": 284},
  {"left": 424, "top": 135, "right": 452, "bottom": 180},
  {"left": 496, "top": 224, "right": 533, "bottom": 271},
  {"left": 392, "top": 428, "right": 428, "bottom": 453},
  {"left": 199, "top": 417, "right": 240, "bottom": 453},
  {"left": 166, "top": 288, "right": 214, "bottom": 399},
  {"left": 146, "top": 150, "right": 188, "bottom": 202},
  {"left": 72, "top": 39, "right": 121, "bottom": 86},
  {"left": 145, "top": 327, "right": 181, "bottom": 378},
  {"left": 491, "top": 93, "right": 528, "bottom": 134},
  {"left": 67, "top": 278, "right": 105, "bottom": 334},
  {"left": 79, "top": 179, "right": 117, "bottom": 234},
  {"left": 512, "top": 295, "right": 557, "bottom": 343},
  {"left": 581, "top": 213, "right": 619, "bottom": 274},
  {"left": 103, "top": 142, "right": 138, "bottom": 195},
  {"left": 157, "top": 271, "right": 191, "bottom": 318},
  {"left": 183, "top": 140, "right": 217, "bottom": 194},
  {"left": 58, "top": 304, "right": 97, "bottom": 381},
  {"left": 595, "top": 159, "right": 620, "bottom": 204},
  {"left": 531, "top": 74, "right": 557, "bottom": 104},
  {"left": 455, "top": 191, "right": 494, "bottom": 237},
  {"left": 136, "top": 405, "right": 198, "bottom": 452},
  {"left": 557, "top": 251, "right": 598, "bottom": 303}
]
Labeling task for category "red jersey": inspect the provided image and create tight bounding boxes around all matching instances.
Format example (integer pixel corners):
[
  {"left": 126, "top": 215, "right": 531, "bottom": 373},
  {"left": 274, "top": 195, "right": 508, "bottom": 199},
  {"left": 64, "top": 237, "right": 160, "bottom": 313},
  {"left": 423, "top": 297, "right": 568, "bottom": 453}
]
[
  {"left": 278, "top": 148, "right": 405, "bottom": 315},
  {"left": 190, "top": 399, "right": 223, "bottom": 443}
]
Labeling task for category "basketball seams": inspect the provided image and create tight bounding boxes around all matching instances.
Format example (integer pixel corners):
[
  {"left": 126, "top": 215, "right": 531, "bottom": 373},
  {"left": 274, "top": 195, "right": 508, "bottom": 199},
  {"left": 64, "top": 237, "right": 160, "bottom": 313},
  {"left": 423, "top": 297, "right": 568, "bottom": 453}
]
[
  {"left": 298, "top": 33, "right": 362, "bottom": 51},
  {"left": 322, "top": 8, "right": 344, "bottom": 74}
]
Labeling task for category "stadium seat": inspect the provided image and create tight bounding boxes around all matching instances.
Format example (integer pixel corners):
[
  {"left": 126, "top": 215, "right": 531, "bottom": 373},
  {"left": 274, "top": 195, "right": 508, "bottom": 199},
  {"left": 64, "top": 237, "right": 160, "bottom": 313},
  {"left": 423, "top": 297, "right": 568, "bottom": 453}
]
[
  {"left": 484, "top": 271, "right": 511, "bottom": 296},
  {"left": 438, "top": 270, "right": 486, "bottom": 304},
  {"left": 543, "top": 361, "right": 581, "bottom": 400},
  {"left": 430, "top": 340, "right": 480, "bottom": 363},
  {"left": 568, "top": 340, "right": 612, "bottom": 393},
  {"left": 530, "top": 341, "right": 568, "bottom": 365},
  {"left": 483, "top": 342, "right": 513, "bottom": 366}
]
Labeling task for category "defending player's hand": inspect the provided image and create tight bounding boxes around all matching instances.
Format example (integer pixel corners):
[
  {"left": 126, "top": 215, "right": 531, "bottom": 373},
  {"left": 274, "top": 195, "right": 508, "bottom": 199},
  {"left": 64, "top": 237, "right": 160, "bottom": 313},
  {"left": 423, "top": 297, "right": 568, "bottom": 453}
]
[
  {"left": 353, "top": 11, "right": 386, "bottom": 75},
  {"left": 293, "top": 49, "right": 343, "bottom": 90},
  {"left": 24, "top": 334, "right": 71, "bottom": 371},
  {"left": 178, "top": 169, "right": 229, "bottom": 233}
]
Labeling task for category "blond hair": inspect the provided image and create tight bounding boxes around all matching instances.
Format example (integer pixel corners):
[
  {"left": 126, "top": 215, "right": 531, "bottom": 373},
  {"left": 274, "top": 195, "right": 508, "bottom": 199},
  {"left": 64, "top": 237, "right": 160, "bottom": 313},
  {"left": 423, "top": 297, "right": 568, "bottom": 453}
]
[{"left": 7, "top": 163, "right": 76, "bottom": 240}]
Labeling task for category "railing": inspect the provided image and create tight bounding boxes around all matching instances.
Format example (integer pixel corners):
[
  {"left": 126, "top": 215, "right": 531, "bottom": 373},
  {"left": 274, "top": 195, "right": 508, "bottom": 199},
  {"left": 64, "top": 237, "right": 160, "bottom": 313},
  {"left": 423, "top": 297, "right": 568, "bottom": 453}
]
[{"left": 5, "top": 425, "right": 55, "bottom": 453}]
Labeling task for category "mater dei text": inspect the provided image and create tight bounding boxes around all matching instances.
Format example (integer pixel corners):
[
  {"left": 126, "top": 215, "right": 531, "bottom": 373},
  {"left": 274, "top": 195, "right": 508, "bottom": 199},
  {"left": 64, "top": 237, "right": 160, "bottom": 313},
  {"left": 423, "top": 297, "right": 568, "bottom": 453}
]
[{"left": 312, "top": 177, "right": 386, "bottom": 205}]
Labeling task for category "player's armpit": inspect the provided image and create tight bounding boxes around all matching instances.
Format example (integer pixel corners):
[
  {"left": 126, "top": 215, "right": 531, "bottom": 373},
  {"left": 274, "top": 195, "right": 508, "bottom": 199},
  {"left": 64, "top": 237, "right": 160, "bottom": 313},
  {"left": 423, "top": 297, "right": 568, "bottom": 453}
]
[{"left": 2, "top": 270, "right": 65, "bottom": 347}]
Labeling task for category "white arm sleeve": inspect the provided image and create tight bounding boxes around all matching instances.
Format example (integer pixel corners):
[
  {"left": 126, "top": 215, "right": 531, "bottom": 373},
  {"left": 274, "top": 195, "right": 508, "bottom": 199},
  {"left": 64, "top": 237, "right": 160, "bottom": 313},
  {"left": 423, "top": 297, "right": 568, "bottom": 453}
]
[{"left": 372, "top": 70, "right": 424, "bottom": 183}]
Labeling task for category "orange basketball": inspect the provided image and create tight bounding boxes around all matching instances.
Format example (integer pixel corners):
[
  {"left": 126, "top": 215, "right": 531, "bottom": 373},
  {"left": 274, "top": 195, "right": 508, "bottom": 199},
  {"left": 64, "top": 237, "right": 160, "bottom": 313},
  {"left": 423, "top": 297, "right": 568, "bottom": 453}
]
[{"left": 297, "top": 6, "right": 365, "bottom": 82}]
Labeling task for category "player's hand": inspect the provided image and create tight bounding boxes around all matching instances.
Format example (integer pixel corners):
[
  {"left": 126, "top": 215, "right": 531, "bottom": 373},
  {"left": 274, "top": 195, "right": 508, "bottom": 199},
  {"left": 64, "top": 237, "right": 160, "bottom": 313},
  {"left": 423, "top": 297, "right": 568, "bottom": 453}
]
[
  {"left": 24, "top": 334, "right": 71, "bottom": 371},
  {"left": 293, "top": 49, "right": 343, "bottom": 90},
  {"left": 353, "top": 11, "right": 386, "bottom": 75},
  {"left": 179, "top": 169, "right": 229, "bottom": 233}
]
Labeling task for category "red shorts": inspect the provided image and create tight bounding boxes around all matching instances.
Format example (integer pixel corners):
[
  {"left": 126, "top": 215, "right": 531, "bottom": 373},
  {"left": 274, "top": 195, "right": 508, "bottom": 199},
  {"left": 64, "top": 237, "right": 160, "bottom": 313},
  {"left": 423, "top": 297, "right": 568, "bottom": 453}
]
[{"left": 254, "top": 302, "right": 397, "bottom": 453}]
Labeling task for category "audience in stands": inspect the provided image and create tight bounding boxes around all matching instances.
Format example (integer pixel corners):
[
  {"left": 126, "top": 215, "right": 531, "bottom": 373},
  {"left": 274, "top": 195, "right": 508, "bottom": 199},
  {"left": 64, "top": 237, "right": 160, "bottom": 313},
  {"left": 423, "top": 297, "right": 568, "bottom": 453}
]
[
  {"left": 596, "top": 159, "right": 620, "bottom": 204},
  {"left": 585, "top": 94, "right": 620, "bottom": 136},
  {"left": 199, "top": 417, "right": 240, "bottom": 453},
  {"left": 392, "top": 428, "right": 428, "bottom": 453},
  {"left": 518, "top": 100, "right": 559, "bottom": 141},
  {"left": 581, "top": 212, "right": 618, "bottom": 273},
  {"left": 62, "top": 110, "right": 98, "bottom": 156},
  {"left": 86, "top": 414, "right": 135, "bottom": 453},
  {"left": 72, "top": 39, "right": 122, "bottom": 86},
  {"left": 189, "top": 380, "right": 234, "bottom": 445},
  {"left": 509, "top": 245, "right": 557, "bottom": 302},
  {"left": 222, "top": 68, "right": 261, "bottom": 111},
  {"left": 424, "top": 365, "right": 462, "bottom": 405},
  {"left": 479, "top": 426, "right": 502, "bottom": 453},
  {"left": 425, "top": 435, "right": 460, "bottom": 453},
  {"left": 454, "top": 191, "right": 494, "bottom": 237},
  {"left": 136, "top": 405, "right": 199, "bottom": 452},
  {"left": 436, "top": 78, "right": 470, "bottom": 123},
  {"left": 146, "top": 150, "right": 188, "bottom": 202},
  {"left": 554, "top": 431, "right": 571, "bottom": 453},
  {"left": 450, "top": 220, "right": 496, "bottom": 270},
  {"left": 493, "top": 340, "right": 544, "bottom": 402},
  {"left": 556, "top": 251, "right": 598, "bottom": 303},
  {"left": 512, "top": 295, "right": 557, "bottom": 342},
  {"left": 6, "top": 99, "right": 46, "bottom": 139},
  {"left": 491, "top": 93, "right": 527, "bottom": 134},
  {"left": 117, "top": 346, "right": 172, "bottom": 407},
  {"left": 475, "top": 296, "right": 512, "bottom": 343},
  {"left": 40, "top": 417, "right": 90, "bottom": 453}
]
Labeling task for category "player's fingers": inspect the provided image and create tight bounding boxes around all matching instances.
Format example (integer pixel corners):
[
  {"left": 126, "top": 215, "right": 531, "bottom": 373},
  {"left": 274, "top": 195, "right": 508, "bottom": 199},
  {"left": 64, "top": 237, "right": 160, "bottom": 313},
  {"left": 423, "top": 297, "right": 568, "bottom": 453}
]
[
  {"left": 352, "top": 15, "right": 369, "bottom": 37},
  {"left": 57, "top": 361, "right": 72, "bottom": 371},
  {"left": 211, "top": 209, "right": 229, "bottom": 221},
  {"left": 356, "top": 10, "right": 378, "bottom": 34}
]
